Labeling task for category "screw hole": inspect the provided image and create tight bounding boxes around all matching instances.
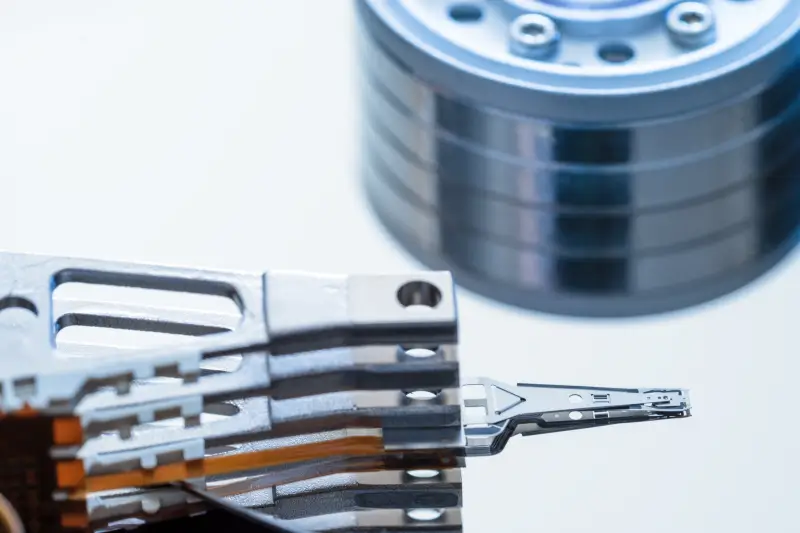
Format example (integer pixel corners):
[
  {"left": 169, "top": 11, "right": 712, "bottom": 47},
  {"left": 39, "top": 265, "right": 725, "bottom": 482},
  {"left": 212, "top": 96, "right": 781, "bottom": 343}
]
[
  {"left": 407, "top": 508, "right": 445, "bottom": 522},
  {"left": 679, "top": 11, "right": 705, "bottom": 26},
  {"left": 402, "top": 346, "right": 439, "bottom": 359},
  {"left": 568, "top": 394, "right": 583, "bottom": 404},
  {"left": 598, "top": 42, "right": 635, "bottom": 64},
  {"left": 397, "top": 281, "right": 442, "bottom": 308},
  {"left": 405, "top": 390, "right": 439, "bottom": 401},
  {"left": 448, "top": 4, "right": 483, "bottom": 23},
  {"left": 407, "top": 469, "right": 441, "bottom": 479},
  {"left": 520, "top": 22, "right": 546, "bottom": 37}
]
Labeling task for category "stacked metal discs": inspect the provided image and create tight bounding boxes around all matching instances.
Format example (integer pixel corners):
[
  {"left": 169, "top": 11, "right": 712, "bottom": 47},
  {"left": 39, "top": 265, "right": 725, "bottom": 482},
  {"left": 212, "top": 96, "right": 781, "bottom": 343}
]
[{"left": 356, "top": 0, "right": 800, "bottom": 317}]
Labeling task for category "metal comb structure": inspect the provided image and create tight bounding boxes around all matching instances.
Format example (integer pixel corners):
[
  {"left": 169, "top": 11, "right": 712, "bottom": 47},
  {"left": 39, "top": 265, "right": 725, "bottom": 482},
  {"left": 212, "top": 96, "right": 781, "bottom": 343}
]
[
  {"left": 0, "top": 251, "right": 690, "bottom": 532},
  {"left": 358, "top": 0, "right": 800, "bottom": 317}
]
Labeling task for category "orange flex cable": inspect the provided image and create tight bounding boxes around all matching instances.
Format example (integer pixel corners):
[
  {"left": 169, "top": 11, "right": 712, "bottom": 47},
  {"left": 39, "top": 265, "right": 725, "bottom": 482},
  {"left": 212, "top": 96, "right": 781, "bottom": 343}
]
[
  {"left": 52, "top": 417, "right": 84, "bottom": 446},
  {"left": 0, "top": 410, "right": 83, "bottom": 446},
  {"left": 59, "top": 511, "right": 90, "bottom": 531},
  {"left": 58, "top": 435, "right": 385, "bottom": 495}
]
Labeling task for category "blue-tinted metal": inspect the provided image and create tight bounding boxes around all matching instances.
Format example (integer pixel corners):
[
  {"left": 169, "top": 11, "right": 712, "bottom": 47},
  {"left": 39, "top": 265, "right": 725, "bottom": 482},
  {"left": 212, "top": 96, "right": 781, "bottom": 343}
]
[
  {"left": 538, "top": 0, "right": 648, "bottom": 8},
  {"left": 357, "top": 0, "right": 800, "bottom": 317}
]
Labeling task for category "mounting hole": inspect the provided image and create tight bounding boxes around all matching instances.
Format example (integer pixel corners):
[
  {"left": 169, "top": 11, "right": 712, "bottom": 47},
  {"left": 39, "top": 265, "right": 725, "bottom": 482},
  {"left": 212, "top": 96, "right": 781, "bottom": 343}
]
[
  {"left": 397, "top": 281, "right": 442, "bottom": 308},
  {"left": 520, "top": 21, "right": 545, "bottom": 37},
  {"left": 448, "top": 3, "right": 483, "bottom": 23},
  {"left": 568, "top": 394, "right": 583, "bottom": 404},
  {"left": 407, "top": 469, "right": 441, "bottom": 479},
  {"left": 569, "top": 411, "right": 583, "bottom": 420},
  {"left": 598, "top": 42, "right": 635, "bottom": 64},
  {"left": 405, "top": 390, "right": 439, "bottom": 401},
  {"left": 0, "top": 296, "right": 38, "bottom": 316},
  {"left": 680, "top": 11, "right": 704, "bottom": 25},
  {"left": 407, "top": 508, "right": 445, "bottom": 522},
  {"left": 402, "top": 346, "right": 439, "bottom": 359}
]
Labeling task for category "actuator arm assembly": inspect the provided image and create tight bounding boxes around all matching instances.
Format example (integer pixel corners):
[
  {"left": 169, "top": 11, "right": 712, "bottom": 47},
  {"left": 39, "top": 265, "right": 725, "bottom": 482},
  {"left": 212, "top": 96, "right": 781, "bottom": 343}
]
[{"left": 0, "top": 251, "right": 690, "bottom": 532}]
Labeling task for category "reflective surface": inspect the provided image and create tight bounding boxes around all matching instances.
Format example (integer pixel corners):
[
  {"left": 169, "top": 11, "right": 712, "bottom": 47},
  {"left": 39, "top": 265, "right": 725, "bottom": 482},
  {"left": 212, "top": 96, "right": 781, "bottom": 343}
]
[
  {"left": 359, "top": 0, "right": 800, "bottom": 316},
  {"left": 0, "top": 2, "right": 797, "bottom": 532},
  {"left": 537, "top": 0, "right": 648, "bottom": 7}
]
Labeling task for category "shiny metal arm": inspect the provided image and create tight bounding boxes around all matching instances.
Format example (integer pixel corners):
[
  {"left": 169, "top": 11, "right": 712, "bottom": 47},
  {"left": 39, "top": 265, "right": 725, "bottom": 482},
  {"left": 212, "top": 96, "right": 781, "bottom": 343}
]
[
  {"left": 0, "top": 251, "right": 690, "bottom": 532},
  {"left": 461, "top": 378, "right": 691, "bottom": 456}
]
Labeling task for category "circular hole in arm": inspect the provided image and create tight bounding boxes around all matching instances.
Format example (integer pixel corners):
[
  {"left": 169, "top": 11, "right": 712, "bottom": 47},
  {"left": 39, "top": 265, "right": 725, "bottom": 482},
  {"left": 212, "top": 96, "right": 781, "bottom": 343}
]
[
  {"left": 397, "top": 281, "right": 442, "bottom": 308},
  {"left": 400, "top": 346, "right": 440, "bottom": 359},
  {"left": 406, "top": 469, "right": 442, "bottom": 479},
  {"left": 407, "top": 508, "right": 445, "bottom": 522},
  {"left": 405, "top": 390, "right": 440, "bottom": 401}
]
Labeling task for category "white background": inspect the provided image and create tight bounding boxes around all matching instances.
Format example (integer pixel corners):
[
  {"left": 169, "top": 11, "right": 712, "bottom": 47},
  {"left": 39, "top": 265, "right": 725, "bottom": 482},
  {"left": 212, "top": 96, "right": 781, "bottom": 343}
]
[{"left": 0, "top": 2, "right": 797, "bottom": 531}]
